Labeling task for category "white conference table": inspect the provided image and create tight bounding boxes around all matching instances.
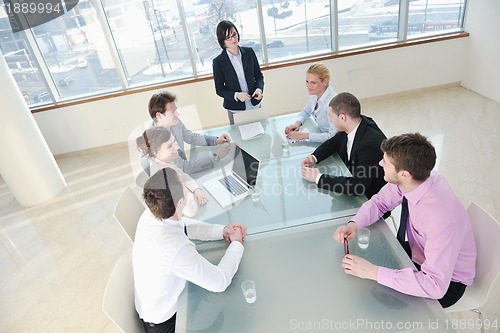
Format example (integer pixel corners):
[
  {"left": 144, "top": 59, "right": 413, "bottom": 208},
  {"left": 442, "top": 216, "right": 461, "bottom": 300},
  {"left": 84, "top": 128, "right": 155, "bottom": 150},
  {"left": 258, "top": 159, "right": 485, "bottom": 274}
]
[
  {"left": 176, "top": 217, "right": 454, "bottom": 333},
  {"left": 173, "top": 113, "right": 453, "bottom": 332},
  {"left": 189, "top": 113, "right": 365, "bottom": 234},
  {"left": 197, "top": 113, "right": 323, "bottom": 161},
  {"left": 192, "top": 152, "right": 365, "bottom": 234}
]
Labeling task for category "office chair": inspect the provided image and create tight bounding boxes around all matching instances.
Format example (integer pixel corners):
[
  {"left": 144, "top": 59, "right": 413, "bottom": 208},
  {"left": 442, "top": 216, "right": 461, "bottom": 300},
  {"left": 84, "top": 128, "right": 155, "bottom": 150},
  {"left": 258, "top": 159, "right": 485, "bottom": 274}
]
[
  {"left": 136, "top": 156, "right": 150, "bottom": 188},
  {"left": 113, "top": 187, "right": 146, "bottom": 243},
  {"left": 445, "top": 202, "right": 500, "bottom": 333},
  {"left": 102, "top": 248, "right": 143, "bottom": 333},
  {"left": 139, "top": 155, "right": 150, "bottom": 177},
  {"left": 135, "top": 170, "right": 149, "bottom": 188},
  {"left": 385, "top": 215, "right": 397, "bottom": 234},
  {"left": 233, "top": 108, "right": 269, "bottom": 125}
]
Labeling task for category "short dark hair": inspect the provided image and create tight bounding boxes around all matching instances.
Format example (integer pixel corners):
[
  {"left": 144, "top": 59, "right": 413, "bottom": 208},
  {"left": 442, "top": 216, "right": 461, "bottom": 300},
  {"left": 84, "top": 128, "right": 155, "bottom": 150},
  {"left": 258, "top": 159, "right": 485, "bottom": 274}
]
[
  {"left": 380, "top": 133, "right": 436, "bottom": 181},
  {"left": 136, "top": 127, "right": 172, "bottom": 158},
  {"left": 216, "top": 20, "right": 240, "bottom": 49},
  {"left": 148, "top": 91, "right": 177, "bottom": 120},
  {"left": 143, "top": 168, "right": 184, "bottom": 220},
  {"left": 329, "top": 92, "right": 361, "bottom": 119}
]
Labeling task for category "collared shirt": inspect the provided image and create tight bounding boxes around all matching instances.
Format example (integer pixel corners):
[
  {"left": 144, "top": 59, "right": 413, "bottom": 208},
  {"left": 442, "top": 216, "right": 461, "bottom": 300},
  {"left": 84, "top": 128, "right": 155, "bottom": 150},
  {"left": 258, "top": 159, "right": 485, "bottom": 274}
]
[
  {"left": 313, "top": 118, "right": 361, "bottom": 184},
  {"left": 346, "top": 119, "right": 361, "bottom": 161},
  {"left": 148, "top": 158, "right": 202, "bottom": 216},
  {"left": 170, "top": 119, "right": 217, "bottom": 148},
  {"left": 133, "top": 211, "right": 244, "bottom": 324},
  {"left": 226, "top": 49, "right": 257, "bottom": 112},
  {"left": 352, "top": 171, "right": 476, "bottom": 299},
  {"left": 296, "top": 86, "right": 337, "bottom": 142},
  {"left": 166, "top": 120, "right": 218, "bottom": 174},
  {"left": 149, "top": 158, "right": 200, "bottom": 193}
]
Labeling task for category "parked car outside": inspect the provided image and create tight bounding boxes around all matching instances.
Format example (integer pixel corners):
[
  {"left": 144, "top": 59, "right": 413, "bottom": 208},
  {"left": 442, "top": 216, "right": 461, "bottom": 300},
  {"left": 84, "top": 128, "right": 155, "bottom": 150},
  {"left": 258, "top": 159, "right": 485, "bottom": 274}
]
[
  {"left": 267, "top": 39, "right": 284, "bottom": 48},
  {"left": 77, "top": 57, "right": 88, "bottom": 68},
  {"left": 59, "top": 76, "right": 73, "bottom": 86},
  {"left": 32, "top": 91, "right": 50, "bottom": 103},
  {"left": 242, "top": 40, "right": 262, "bottom": 52}
]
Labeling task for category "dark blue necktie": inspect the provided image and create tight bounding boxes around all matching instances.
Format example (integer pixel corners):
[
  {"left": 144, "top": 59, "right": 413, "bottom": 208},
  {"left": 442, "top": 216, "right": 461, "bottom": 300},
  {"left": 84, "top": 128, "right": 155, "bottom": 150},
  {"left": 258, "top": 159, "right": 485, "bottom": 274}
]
[
  {"left": 397, "top": 197, "right": 409, "bottom": 246},
  {"left": 184, "top": 224, "right": 188, "bottom": 236}
]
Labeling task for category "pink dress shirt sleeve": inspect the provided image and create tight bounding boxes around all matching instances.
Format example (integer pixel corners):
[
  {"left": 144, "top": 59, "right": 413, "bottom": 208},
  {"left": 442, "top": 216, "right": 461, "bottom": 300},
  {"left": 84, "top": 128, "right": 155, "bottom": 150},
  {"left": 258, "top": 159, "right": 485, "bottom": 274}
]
[{"left": 352, "top": 173, "right": 476, "bottom": 299}]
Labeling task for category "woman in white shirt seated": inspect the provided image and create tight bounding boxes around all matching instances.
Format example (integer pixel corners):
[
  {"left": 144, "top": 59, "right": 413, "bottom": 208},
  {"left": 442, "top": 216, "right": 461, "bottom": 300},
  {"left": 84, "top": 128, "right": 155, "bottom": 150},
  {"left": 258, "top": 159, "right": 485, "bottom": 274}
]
[
  {"left": 137, "top": 126, "right": 207, "bottom": 217},
  {"left": 285, "top": 63, "right": 337, "bottom": 143}
]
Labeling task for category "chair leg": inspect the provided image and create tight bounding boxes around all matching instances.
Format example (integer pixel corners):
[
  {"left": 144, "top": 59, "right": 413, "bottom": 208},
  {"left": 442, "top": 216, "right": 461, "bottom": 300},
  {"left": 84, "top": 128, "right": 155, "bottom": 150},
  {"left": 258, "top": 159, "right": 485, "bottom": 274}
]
[{"left": 471, "top": 309, "right": 484, "bottom": 333}]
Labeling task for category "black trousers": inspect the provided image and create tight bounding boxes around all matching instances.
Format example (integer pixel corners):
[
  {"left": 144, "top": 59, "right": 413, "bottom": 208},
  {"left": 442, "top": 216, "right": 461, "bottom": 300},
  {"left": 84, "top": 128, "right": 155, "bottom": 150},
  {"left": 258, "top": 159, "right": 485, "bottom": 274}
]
[
  {"left": 227, "top": 110, "right": 235, "bottom": 125},
  {"left": 141, "top": 313, "right": 176, "bottom": 333},
  {"left": 401, "top": 242, "right": 466, "bottom": 308}
]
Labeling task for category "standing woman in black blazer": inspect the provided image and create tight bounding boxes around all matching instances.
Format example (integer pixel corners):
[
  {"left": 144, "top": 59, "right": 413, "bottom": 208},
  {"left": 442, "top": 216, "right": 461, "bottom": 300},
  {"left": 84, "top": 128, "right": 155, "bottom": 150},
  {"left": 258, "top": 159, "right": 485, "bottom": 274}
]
[{"left": 212, "top": 20, "right": 264, "bottom": 124}]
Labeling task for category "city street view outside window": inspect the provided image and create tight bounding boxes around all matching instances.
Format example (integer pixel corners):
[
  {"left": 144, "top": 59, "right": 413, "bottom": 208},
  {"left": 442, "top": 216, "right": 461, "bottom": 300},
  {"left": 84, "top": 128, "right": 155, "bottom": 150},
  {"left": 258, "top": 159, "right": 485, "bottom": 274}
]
[{"left": 0, "top": 0, "right": 466, "bottom": 108}]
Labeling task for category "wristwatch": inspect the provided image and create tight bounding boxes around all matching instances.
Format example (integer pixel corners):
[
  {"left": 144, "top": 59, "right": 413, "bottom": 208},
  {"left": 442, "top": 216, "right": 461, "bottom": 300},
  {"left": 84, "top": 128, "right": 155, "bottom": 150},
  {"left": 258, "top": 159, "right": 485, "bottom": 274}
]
[{"left": 213, "top": 153, "right": 220, "bottom": 162}]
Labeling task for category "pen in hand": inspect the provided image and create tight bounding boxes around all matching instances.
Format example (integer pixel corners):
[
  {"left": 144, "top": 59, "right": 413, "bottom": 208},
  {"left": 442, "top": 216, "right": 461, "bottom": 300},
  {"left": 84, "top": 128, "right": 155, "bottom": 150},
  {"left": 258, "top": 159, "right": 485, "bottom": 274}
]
[{"left": 344, "top": 236, "right": 349, "bottom": 255}]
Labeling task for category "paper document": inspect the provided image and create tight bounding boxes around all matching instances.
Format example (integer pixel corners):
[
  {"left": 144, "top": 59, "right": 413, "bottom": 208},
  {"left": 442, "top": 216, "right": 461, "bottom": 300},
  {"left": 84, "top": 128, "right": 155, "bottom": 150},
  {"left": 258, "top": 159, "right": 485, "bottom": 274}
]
[
  {"left": 272, "top": 124, "right": 302, "bottom": 144},
  {"left": 239, "top": 122, "right": 265, "bottom": 141}
]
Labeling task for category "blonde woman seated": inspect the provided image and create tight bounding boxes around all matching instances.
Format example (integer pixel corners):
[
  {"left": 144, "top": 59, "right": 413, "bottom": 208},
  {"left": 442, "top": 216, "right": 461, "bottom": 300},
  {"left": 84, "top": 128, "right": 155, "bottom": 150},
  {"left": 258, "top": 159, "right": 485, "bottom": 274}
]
[
  {"left": 137, "top": 127, "right": 207, "bottom": 217},
  {"left": 285, "top": 63, "right": 337, "bottom": 143}
]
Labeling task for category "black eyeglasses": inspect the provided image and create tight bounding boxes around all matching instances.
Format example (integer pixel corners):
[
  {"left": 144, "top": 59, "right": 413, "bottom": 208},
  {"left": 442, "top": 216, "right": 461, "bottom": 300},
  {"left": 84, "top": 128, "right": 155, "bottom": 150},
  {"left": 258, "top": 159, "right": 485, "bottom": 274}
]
[{"left": 225, "top": 32, "right": 238, "bottom": 41}]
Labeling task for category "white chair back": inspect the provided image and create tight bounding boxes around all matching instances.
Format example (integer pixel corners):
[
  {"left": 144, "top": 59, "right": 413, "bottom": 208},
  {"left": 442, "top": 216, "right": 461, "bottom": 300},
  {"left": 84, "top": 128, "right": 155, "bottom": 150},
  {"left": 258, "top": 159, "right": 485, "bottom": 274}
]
[
  {"left": 136, "top": 156, "right": 150, "bottom": 188},
  {"left": 113, "top": 187, "right": 146, "bottom": 243},
  {"left": 233, "top": 108, "right": 269, "bottom": 125},
  {"left": 128, "top": 119, "right": 154, "bottom": 185},
  {"left": 446, "top": 202, "right": 500, "bottom": 313},
  {"left": 102, "top": 248, "right": 143, "bottom": 333},
  {"left": 139, "top": 155, "right": 150, "bottom": 176}
]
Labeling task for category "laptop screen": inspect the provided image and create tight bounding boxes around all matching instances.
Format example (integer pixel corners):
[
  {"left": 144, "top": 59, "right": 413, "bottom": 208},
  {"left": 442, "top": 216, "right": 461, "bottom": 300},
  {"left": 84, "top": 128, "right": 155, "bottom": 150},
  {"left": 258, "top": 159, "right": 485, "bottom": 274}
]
[{"left": 232, "top": 146, "right": 260, "bottom": 187}]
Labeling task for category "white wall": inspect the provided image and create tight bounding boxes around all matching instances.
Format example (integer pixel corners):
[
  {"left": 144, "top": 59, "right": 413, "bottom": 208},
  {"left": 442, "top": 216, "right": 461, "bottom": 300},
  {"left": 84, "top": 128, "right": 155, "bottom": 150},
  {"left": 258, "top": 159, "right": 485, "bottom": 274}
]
[
  {"left": 461, "top": 0, "right": 500, "bottom": 104},
  {"left": 34, "top": 37, "right": 468, "bottom": 155}
]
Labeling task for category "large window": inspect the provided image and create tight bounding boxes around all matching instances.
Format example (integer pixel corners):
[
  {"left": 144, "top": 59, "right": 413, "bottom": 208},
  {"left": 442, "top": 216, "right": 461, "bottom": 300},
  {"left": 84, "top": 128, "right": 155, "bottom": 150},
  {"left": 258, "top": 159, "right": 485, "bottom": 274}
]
[{"left": 0, "top": 0, "right": 466, "bottom": 108}]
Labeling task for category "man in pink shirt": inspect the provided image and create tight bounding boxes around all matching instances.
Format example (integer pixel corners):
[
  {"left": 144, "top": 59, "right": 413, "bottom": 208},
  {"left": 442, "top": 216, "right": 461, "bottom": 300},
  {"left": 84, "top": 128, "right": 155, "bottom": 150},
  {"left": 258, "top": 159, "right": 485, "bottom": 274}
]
[{"left": 334, "top": 133, "right": 476, "bottom": 307}]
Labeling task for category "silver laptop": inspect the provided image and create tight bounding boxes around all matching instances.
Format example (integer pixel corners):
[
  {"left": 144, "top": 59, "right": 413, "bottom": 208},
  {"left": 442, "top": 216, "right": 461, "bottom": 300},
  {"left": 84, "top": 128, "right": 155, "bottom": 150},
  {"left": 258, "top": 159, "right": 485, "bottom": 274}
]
[
  {"left": 233, "top": 107, "right": 269, "bottom": 125},
  {"left": 203, "top": 146, "right": 260, "bottom": 209}
]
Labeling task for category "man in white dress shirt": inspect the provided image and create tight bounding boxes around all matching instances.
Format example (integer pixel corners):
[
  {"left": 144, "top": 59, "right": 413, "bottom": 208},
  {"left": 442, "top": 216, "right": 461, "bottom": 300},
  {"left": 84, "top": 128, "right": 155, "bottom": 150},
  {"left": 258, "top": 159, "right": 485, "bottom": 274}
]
[{"left": 133, "top": 167, "right": 246, "bottom": 332}]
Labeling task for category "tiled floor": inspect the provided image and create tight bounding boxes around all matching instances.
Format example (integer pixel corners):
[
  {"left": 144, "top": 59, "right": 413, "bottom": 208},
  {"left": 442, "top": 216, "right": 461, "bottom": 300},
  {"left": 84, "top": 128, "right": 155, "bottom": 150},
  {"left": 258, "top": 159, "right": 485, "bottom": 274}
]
[{"left": 0, "top": 86, "right": 499, "bottom": 332}]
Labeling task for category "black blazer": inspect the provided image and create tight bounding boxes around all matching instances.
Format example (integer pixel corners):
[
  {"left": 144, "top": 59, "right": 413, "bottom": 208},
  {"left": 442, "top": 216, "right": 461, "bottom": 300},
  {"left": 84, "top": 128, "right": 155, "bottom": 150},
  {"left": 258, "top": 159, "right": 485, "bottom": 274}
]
[
  {"left": 313, "top": 115, "right": 387, "bottom": 199},
  {"left": 212, "top": 46, "right": 264, "bottom": 111}
]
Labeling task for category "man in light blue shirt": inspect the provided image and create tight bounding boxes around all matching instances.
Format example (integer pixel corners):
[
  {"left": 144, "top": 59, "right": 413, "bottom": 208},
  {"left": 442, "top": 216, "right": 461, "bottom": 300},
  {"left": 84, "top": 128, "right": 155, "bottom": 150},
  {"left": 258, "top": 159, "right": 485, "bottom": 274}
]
[{"left": 148, "top": 91, "right": 231, "bottom": 174}]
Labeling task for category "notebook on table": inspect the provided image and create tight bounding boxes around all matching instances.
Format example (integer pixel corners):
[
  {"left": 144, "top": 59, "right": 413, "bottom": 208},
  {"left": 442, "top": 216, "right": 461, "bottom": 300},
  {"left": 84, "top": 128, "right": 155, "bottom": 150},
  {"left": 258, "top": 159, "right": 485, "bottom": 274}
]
[
  {"left": 239, "top": 122, "right": 265, "bottom": 141},
  {"left": 203, "top": 146, "right": 260, "bottom": 209},
  {"left": 272, "top": 124, "right": 302, "bottom": 144}
]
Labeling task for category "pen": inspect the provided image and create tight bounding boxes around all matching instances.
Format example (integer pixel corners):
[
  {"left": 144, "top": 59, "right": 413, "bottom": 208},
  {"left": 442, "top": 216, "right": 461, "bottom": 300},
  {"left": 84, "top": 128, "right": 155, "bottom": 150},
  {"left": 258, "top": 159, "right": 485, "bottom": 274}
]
[{"left": 344, "top": 236, "right": 349, "bottom": 255}]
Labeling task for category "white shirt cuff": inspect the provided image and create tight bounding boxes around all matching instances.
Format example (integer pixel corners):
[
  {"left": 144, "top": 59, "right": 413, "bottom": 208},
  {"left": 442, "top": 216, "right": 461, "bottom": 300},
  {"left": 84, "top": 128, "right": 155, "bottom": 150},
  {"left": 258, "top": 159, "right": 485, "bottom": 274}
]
[{"left": 315, "top": 173, "right": 323, "bottom": 184}]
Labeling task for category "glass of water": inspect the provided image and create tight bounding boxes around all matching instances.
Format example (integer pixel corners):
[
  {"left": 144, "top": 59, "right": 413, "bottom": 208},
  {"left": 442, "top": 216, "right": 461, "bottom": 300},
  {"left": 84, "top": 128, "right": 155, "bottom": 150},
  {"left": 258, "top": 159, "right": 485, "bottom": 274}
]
[
  {"left": 357, "top": 228, "right": 371, "bottom": 249},
  {"left": 241, "top": 280, "right": 257, "bottom": 303},
  {"left": 282, "top": 140, "right": 289, "bottom": 153},
  {"left": 251, "top": 186, "right": 261, "bottom": 202}
]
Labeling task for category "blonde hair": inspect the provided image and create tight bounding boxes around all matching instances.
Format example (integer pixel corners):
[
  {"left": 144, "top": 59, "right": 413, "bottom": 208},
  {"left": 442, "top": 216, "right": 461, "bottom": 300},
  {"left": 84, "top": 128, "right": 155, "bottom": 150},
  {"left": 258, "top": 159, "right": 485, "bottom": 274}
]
[{"left": 306, "top": 63, "right": 330, "bottom": 85}]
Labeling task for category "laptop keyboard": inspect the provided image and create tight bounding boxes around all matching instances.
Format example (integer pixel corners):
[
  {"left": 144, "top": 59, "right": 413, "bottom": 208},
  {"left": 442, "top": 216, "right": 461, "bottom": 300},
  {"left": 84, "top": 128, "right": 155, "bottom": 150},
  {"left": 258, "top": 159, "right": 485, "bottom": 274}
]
[{"left": 219, "top": 175, "right": 248, "bottom": 196}]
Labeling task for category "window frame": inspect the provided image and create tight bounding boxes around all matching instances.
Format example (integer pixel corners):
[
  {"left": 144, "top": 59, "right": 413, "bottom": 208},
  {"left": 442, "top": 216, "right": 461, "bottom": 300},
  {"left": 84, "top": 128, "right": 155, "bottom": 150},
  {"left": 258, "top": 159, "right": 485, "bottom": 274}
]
[{"left": 2, "top": 0, "right": 466, "bottom": 113}]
